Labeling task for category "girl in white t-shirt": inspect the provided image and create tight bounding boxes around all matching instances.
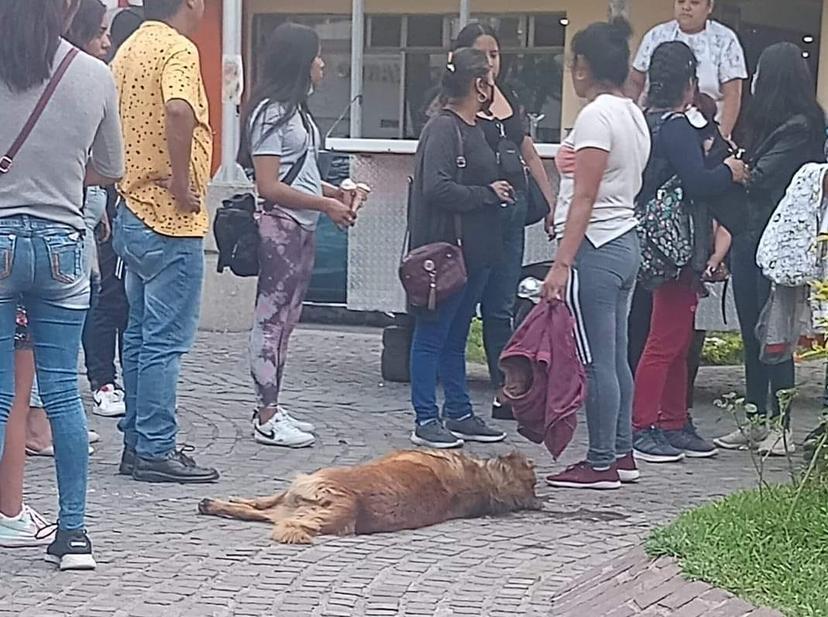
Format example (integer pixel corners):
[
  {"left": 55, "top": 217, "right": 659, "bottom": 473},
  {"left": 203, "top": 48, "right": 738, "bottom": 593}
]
[{"left": 543, "top": 18, "right": 651, "bottom": 491}]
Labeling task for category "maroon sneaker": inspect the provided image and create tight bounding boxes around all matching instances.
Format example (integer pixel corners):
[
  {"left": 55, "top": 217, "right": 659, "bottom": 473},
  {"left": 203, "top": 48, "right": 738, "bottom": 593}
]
[
  {"left": 615, "top": 453, "right": 640, "bottom": 484},
  {"left": 546, "top": 461, "right": 621, "bottom": 490}
]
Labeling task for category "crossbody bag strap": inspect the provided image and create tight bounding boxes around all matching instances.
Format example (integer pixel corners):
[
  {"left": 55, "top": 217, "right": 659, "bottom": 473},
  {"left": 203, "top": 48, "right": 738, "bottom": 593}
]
[{"left": 0, "top": 47, "right": 79, "bottom": 175}]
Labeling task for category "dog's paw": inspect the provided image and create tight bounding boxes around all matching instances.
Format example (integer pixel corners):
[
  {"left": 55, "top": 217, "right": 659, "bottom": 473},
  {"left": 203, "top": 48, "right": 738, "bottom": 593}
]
[
  {"left": 272, "top": 523, "right": 314, "bottom": 545},
  {"left": 197, "top": 498, "right": 214, "bottom": 515}
]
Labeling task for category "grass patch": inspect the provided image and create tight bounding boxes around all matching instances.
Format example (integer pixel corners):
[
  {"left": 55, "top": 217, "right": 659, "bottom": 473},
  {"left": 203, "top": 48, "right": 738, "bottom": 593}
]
[
  {"left": 467, "top": 318, "right": 486, "bottom": 365},
  {"left": 647, "top": 485, "right": 828, "bottom": 617}
]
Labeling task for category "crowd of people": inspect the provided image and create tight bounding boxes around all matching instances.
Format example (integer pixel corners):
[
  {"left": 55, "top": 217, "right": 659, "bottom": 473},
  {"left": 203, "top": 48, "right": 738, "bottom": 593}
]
[
  {"left": 0, "top": 0, "right": 825, "bottom": 570},
  {"left": 408, "top": 0, "right": 826, "bottom": 490}
]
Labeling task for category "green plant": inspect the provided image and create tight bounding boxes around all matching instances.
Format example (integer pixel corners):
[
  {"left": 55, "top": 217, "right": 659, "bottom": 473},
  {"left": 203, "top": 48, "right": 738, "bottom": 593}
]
[{"left": 701, "top": 332, "right": 744, "bottom": 365}]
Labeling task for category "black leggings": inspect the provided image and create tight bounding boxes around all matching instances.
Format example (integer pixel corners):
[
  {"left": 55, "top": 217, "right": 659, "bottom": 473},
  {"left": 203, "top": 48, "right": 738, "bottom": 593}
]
[{"left": 730, "top": 232, "right": 794, "bottom": 419}]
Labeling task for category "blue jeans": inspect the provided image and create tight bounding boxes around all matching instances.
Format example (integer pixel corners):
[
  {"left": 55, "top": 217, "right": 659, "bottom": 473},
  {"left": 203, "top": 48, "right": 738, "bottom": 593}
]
[
  {"left": 112, "top": 206, "right": 204, "bottom": 460},
  {"left": 410, "top": 268, "right": 490, "bottom": 425},
  {"left": 0, "top": 215, "right": 90, "bottom": 531},
  {"left": 481, "top": 192, "right": 527, "bottom": 387},
  {"left": 573, "top": 231, "right": 639, "bottom": 468}
]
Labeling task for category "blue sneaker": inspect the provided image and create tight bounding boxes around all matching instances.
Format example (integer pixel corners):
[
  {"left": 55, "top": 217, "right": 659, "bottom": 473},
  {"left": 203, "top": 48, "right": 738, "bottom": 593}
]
[
  {"left": 633, "top": 427, "right": 685, "bottom": 463},
  {"left": 664, "top": 421, "right": 718, "bottom": 458}
]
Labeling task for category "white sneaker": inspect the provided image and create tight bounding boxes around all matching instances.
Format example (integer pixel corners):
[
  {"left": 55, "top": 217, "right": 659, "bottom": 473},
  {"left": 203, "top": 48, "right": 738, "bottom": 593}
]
[
  {"left": 757, "top": 428, "right": 795, "bottom": 457},
  {"left": 0, "top": 504, "right": 57, "bottom": 548},
  {"left": 92, "top": 384, "right": 126, "bottom": 417},
  {"left": 253, "top": 413, "right": 315, "bottom": 448},
  {"left": 276, "top": 406, "right": 315, "bottom": 433},
  {"left": 713, "top": 424, "right": 769, "bottom": 450},
  {"left": 87, "top": 430, "right": 101, "bottom": 445}
]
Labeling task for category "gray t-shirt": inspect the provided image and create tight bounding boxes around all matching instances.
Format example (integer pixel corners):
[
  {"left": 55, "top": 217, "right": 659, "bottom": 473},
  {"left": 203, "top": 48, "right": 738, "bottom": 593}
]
[
  {"left": 0, "top": 40, "right": 124, "bottom": 231},
  {"left": 250, "top": 101, "right": 322, "bottom": 229}
]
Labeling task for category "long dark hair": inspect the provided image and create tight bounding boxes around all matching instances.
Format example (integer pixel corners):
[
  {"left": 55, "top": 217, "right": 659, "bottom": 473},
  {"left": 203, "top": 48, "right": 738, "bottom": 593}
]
[
  {"left": 453, "top": 22, "right": 500, "bottom": 52},
  {"left": 441, "top": 48, "right": 491, "bottom": 105},
  {"left": 238, "top": 22, "right": 320, "bottom": 167},
  {"left": 0, "top": 0, "right": 79, "bottom": 92},
  {"left": 647, "top": 41, "right": 698, "bottom": 109},
  {"left": 571, "top": 17, "right": 633, "bottom": 87},
  {"left": 65, "top": 0, "right": 106, "bottom": 52},
  {"left": 744, "top": 42, "right": 826, "bottom": 150}
]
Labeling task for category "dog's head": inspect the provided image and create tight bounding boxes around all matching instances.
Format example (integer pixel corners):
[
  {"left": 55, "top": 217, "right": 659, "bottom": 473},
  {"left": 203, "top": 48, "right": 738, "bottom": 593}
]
[{"left": 486, "top": 452, "right": 541, "bottom": 510}]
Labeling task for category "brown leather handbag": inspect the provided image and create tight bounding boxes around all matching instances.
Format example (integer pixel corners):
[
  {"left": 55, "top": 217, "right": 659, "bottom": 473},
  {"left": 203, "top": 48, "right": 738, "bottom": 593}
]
[
  {"left": 399, "top": 223, "right": 467, "bottom": 310},
  {"left": 399, "top": 119, "right": 468, "bottom": 310}
]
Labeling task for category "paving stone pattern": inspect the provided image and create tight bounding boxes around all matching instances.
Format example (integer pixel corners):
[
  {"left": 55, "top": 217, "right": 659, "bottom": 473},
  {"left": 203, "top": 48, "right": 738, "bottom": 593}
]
[
  {"left": 0, "top": 326, "right": 821, "bottom": 617},
  {"left": 554, "top": 548, "right": 784, "bottom": 617}
]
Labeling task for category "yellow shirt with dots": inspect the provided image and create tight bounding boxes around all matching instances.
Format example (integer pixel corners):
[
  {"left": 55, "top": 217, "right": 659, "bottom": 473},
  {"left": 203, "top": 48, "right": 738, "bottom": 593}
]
[{"left": 112, "top": 21, "right": 212, "bottom": 237}]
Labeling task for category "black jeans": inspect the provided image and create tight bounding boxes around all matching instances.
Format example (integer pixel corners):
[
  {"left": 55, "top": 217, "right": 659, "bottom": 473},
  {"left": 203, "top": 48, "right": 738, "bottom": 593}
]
[
  {"left": 82, "top": 230, "right": 128, "bottom": 391},
  {"left": 731, "top": 232, "right": 794, "bottom": 419}
]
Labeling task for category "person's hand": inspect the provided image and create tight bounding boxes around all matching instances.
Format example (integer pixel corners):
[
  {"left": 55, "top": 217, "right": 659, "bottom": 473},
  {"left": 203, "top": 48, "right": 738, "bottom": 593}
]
[
  {"left": 489, "top": 181, "right": 515, "bottom": 204},
  {"left": 724, "top": 157, "right": 749, "bottom": 185},
  {"left": 96, "top": 214, "right": 111, "bottom": 243},
  {"left": 544, "top": 210, "right": 557, "bottom": 240},
  {"left": 160, "top": 176, "right": 201, "bottom": 214},
  {"left": 542, "top": 262, "right": 570, "bottom": 302},
  {"left": 323, "top": 197, "right": 356, "bottom": 228},
  {"left": 703, "top": 257, "right": 729, "bottom": 282}
]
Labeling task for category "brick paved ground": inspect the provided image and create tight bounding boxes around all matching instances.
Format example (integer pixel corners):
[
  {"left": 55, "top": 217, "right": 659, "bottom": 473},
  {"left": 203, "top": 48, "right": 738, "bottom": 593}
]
[
  {"left": 554, "top": 548, "right": 784, "bottom": 617},
  {"left": 0, "top": 326, "right": 822, "bottom": 617}
]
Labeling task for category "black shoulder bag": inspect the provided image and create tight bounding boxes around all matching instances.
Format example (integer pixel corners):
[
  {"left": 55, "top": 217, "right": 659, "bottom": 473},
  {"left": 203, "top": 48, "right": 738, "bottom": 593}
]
[{"left": 214, "top": 109, "right": 312, "bottom": 278}]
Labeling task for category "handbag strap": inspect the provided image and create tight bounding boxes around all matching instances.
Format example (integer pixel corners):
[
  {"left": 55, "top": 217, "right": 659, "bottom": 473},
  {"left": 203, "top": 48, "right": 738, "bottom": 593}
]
[
  {"left": 0, "top": 47, "right": 79, "bottom": 175},
  {"left": 401, "top": 113, "right": 467, "bottom": 261}
]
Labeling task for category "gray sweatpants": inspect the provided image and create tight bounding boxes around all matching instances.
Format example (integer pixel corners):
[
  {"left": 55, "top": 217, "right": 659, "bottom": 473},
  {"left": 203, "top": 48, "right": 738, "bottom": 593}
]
[{"left": 571, "top": 230, "right": 640, "bottom": 468}]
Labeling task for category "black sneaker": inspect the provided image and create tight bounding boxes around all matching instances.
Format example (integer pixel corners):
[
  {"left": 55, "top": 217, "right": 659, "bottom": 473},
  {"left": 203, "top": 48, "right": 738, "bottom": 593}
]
[
  {"left": 664, "top": 421, "right": 718, "bottom": 458},
  {"left": 118, "top": 447, "right": 136, "bottom": 475},
  {"left": 132, "top": 446, "right": 220, "bottom": 484},
  {"left": 633, "top": 427, "right": 685, "bottom": 463},
  {"left": 45, "top": 529, "right": 96, "bottom": 571},
  {"left": 445, "top": 415, "right": 507, "bottom": 443},
  {"left": 410, "top": 421, "right": 463, "bottom": 449},
  {"left": 492, "top": 398, "right": 515, "bottom": 421}
]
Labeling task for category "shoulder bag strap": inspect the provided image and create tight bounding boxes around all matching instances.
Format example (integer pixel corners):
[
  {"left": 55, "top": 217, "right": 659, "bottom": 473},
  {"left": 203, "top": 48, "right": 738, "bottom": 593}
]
[
  {"left": 283, "top": 108, "right": 312, "bottom": 186},
  {"left": 1, "top": 47, "right": 79, "bottom": 175},
  {"left": 452, "top": 118, "right": 466, "bottom": 246}
]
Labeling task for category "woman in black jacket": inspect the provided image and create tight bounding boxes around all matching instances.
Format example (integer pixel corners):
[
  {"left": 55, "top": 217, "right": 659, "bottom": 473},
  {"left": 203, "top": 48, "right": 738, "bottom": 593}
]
[
  {"left": 408, "top": 48, "right": 514, "bottom": 449},
  {"left": 453, "top": 24, "right": 557, "bottom": 421},
  {"left": 715, "top": 42, "right": 826, "bottom": 456}
]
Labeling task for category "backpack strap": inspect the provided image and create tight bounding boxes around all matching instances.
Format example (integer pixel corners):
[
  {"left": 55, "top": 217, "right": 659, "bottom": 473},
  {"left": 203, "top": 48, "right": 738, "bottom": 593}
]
[{"left": 1, "top": 48, "right": 79, "bottom": 175}]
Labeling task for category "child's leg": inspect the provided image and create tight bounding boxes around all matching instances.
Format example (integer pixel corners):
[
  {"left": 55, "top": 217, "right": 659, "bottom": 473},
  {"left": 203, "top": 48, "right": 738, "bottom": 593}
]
[{"left": 0, "top": 350, "right": 36, "bottom": 517}]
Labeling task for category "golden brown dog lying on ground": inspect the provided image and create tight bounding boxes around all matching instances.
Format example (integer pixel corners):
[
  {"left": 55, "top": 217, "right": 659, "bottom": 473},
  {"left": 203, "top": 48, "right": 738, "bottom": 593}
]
[{"left": 198, "top": 449, "right": 540, "bottom": 544}]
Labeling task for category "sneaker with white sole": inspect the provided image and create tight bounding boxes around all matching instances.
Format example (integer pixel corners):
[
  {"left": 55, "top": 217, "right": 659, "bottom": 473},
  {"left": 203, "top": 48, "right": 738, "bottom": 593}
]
[
  {"left": 713, "top": 424, "right": 769, "bottom": 450},
  {"left": 0, "top": 504, "right": 56, "bottom": 548},
  {"left": 92, "top": 384, "right": 126, "bottom": 417},
  {"left": 756, "top": 427, "right": 795, "bottom": 457},
  {"left": 45, "top": 529, "right": 96, "bottom": 571},
  {"left": 275, "top": 406, "right": 315, "bottom": 433},
  {"left": 253, "top": 412, "right": 315, "bottom": 448},
  {"left": 410, "top": 421, "right": 464, "bottom": 449}
]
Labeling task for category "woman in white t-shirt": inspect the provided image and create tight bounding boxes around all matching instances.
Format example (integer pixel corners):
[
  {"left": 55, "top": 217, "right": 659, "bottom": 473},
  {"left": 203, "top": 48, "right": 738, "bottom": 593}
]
[
  {"left": 627, "top": 0, "right": 748, "bottom": 139},
  {"left": 543, "top": 18, "right": 651, "bottom": 491}
]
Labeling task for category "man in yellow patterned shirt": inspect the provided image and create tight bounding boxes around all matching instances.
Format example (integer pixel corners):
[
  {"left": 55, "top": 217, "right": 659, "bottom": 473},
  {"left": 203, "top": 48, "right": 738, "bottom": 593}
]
[{"left": 110, "top": 0, "right": 218, "bottom": 485}]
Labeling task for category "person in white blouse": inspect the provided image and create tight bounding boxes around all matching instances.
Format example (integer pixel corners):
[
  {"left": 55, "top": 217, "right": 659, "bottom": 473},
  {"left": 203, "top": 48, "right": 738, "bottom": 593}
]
[{"left": 626, "top": 0, "right": 748, "bottom": 139}]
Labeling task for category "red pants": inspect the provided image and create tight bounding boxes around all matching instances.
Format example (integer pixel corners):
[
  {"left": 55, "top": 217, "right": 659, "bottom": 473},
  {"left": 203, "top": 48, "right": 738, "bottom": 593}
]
[{"left": 633, "top": 275, "right": 698, "bottom": 431}]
